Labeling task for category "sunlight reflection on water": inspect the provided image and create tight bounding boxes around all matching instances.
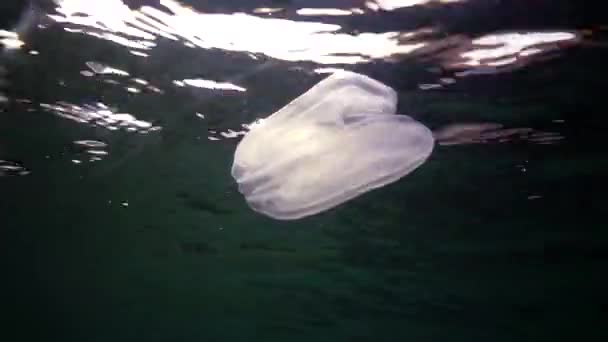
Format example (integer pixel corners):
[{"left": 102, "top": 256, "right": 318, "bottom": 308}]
[
  {"left": 0, "top": 29, "right": 25, "bottom": 50},
  {"left": 0, "top": 158, "right": 30, "bottom": 176},
  {"left": 39, "top": 101, "right": 159, "bottom": 133},
  {"left": 44, "top": 0, "right": 583, "bottom": 75},
  {"left": 49, "top": 0, "right": 427, "bottom": 64},
  {"left": 368, "top": 0, "right": 464, "bottom": 11},
  {"left": 0, "top": 0, "right": 587, "bottom": 177}
]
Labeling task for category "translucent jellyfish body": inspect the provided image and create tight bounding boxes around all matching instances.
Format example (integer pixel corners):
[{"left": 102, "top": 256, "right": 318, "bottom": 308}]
[{"left": 232, "top": 71, "right": 434, "bottom": 220}]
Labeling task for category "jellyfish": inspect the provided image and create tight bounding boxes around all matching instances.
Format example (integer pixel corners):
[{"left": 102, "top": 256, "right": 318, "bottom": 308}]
[{"left": 231, "top": 71, "right": 435, "bottom": 220}]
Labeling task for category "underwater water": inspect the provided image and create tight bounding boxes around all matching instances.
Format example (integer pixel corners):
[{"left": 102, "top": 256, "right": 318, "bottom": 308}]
[{"left": 1, "top": 0, "right": 607, "bottom": 341}]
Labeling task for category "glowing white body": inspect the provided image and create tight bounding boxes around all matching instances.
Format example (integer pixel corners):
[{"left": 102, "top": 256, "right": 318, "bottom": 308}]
[{"left": 232, "top": 71, "right": 434, "bottom": 220}]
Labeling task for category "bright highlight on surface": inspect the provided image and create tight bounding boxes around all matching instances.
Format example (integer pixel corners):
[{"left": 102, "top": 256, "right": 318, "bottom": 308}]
[
  {"left": 174, "top": 79, "right": 246, "bottom": 92},
  {"left": 50, "top": 0, "right": 427, "bottom": 64},
  {"left": 437, "top": 30, "right": 581, "bottom": 76},
  {"left": 0, "top": 160, "right": 30, "bottom": 176},
  {"left": 296, "top": 8, "right": 354, "bottom": 16},
  {"left": 85, "top": 61, "right": 130, "bottom": 76},
  {"left": 232, "top": 71, "right": 434, "bottom": 220},
  {"left": 0, "top": 29, "right": 25, "bottom": 50},
  {"left": 461, "top": 31, "right": 578, "bottom": 67},
  {"left": 40, "top": 101, "right": 160, "bottom": 133},
  {"left": 368, "top": 0, "right": 464, "bottom": 11}
]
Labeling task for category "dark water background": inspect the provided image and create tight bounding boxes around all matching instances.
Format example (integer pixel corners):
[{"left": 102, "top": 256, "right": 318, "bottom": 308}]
[{"left": 1, "top": 1, "right": 607, "bottom": 341}]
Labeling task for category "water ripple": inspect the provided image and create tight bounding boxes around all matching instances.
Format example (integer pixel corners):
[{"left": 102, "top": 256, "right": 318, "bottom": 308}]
[{"left": 0, "top": 160, "right": 30, "bottom": 176}]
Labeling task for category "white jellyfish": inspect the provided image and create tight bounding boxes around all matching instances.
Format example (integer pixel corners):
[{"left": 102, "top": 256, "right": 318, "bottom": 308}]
[{"left": 231, "top": 71, "right": 435, "bottom": 220}]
